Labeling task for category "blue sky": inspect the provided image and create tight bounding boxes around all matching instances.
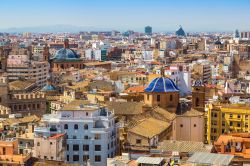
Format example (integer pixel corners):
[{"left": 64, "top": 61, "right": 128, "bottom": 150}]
[{"left": 1, "top": 0, "right": 250, "bottom": 32}]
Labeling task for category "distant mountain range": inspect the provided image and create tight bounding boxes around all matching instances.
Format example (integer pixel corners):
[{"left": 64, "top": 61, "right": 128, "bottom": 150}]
[
  {"left": 0, "top": 25, "right": 115, "bottom": 33},
  {"left": 0, "top": 25, "right": 235, "bottom": 33}
]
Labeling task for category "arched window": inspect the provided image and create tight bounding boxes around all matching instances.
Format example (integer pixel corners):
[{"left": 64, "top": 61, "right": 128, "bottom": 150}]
[
  {"left": 86, "top": 112, "right": 88, "bottom": 116},
  {"left": 157, "top": 95, "right": 160, "bottom": 102},
  {"left": 170, "top": 94, "right": 173, "bottom": 101},
  {"left": 84, "top": 124, "right": 88, "bottom": 130},
  {"left": 64, "top": 124, "right": 68, "bottom": 129},
  {"left": 196, "top": 97, "right": 200, "bottom": 107},
  {"left": 74, "top": 124, "right": 78, "bottom": 130}
]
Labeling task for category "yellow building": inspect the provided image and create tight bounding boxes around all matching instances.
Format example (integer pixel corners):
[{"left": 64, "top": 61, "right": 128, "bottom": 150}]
[{"left": 207, "top": 103, "right": 250, "bottom": 144}]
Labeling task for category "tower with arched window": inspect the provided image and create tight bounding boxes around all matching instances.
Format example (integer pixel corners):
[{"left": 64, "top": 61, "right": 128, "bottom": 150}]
[{"left": 192, "top": 80, "right": 205, "bottom": 111}]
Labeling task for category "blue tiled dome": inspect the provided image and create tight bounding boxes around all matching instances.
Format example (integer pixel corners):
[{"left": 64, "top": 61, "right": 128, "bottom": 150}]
[
  {"left": 145, "top": 77, "right": 179, "bottom": 93},
  {"left": 51, "top": 48, "right": 80, "bottom": 62},
  {"left": 41, "top": 84, "right": 56, "bottom": 91}
]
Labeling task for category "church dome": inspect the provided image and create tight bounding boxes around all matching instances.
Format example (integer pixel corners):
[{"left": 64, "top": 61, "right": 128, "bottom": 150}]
[
  {"left": 41, "top": 84, "right": 56, "bottom": 91},
  {"left": 145, "top": 77, "right": 179, "bottom": 93},
  {"left": 51, "top": 38, "right": 80, "bottom": 62},
  {"left": 214, "top": 37, "right": 222, "bottom": 45},
  {"left": 51, "top": 48, "right": 80, "bottom": 62}
]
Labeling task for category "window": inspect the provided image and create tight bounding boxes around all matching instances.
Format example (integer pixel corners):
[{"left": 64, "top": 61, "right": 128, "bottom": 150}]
[
  {"left": 73, "top": 144, "right": 79, "bottom": 151},
  {"left": 194, "top": 124, "right": 196, "bottom": 127},
  {"left": 230, "top": 121, "right": 233, "bottom": 126},
  {"left": 230, "top": 114, "right": 233, "bottom": 118},
  {"left": 83, "top": 145, "right": 89, "bottom": 151},
  {"left": 238, "top": 114, "right": 241, "bottom": 119},
  {"left": 147, "top": 94, "right": 149, "bottom": 100},
  {"left": 73, "top": 135, "right": 77, "bottom": 139},
  {"left": 170, "top": 94, "right": 173, "bottom": 101},
  {"left": 157, "top": 95, "right": 160, "bottom": 102},
  {"left": 86, "top": 112, "right": 88, "bottom": 116},
  {"left": 84, "top": 124, "right": 88, "bottom": 130},
  {"left": 212, "top": 128, "right": 217, "bottom": 133},
  {"left": 95, "top": 134, "right": 101, "bottom": 140},
  {"left": 83, "top": 155, "right": 89, "bottom": 161},
  {"left": 74, "top": 124, "right": 78, "bottom": 130},
  {"left": 195, "top": 98, "right": 200, "bottom": 107},
  {"left": 67, "top": 144, "right": 69, "bottom": 151},
  {"left": 73, "top": 155, "right": 79, "bottom": 161},
  {"left": 222, "top": 113, "right": 225, "bottom": 118},
  {"left": 246, "top": 115, "right": 249, "bottom": 120},
  {"left": 50, "top": 142, "right": 52, "bottom": 145},
  {"left": 37, "top": 142, "right": 40, "bottom": 146},
  {"left": 136, "top": 139, "right": 141, "bottom": 144},
  {"left": 51, "top": 156, "right": 54, "bottom": 160},
  {"left": 84, "top": 135, "right": 88, "bottom": 140},
  {"left": 95, "top": 155, "right": 101, "bottom": 162},
  {"left": 237, "top": 122, "right": 241, "bottom": 127},
  {"left": 222, "top": 129, "right": 225, "bottom": 133},
  {"left": 64, "top": 124, "right": 68, "bottom": 129},
  {"left": 180, "top": 124, "right": 183, "bottom": 127},
  {"left": 3, "top": 147, "right": 5, "bottom": 155},
  {"left": 222, "top": 121, "right": 225, "bottom": 126},
  {"left": 95, "top": 145, "right": 101, "bottom": 151}
]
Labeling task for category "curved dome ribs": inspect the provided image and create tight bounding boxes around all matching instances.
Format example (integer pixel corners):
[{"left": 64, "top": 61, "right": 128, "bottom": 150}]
[{"left": 145, "top": 77, "right": 179, "bottom": 93}]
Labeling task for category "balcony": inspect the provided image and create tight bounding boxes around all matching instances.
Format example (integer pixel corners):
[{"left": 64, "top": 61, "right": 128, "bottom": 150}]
[
  {"left": 228, "top": 118, "right": 242, "bottom": 122},
  {"left": 34, "top": 127, "right": 63, "bottom": 137}
]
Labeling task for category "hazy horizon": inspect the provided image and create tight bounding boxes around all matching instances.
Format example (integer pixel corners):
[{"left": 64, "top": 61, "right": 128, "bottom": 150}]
[{"left": 1, "top": 0, "right": 250, "bottom": 33}]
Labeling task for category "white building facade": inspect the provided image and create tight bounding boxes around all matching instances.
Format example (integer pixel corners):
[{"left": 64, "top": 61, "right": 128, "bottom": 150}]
[{"left": 35, "top": 102, "right": 119, "bottom": 166}]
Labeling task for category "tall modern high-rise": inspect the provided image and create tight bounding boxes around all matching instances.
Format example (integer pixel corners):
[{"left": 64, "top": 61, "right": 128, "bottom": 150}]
[
  {"left": 235, "top": 29, "right": 240, "bottom": 38},
  {"left": 145, "top": 26, "right": 152, "bottom": 35},
  {"left": 176, "top": 25, "right": 186, "bottom": 37}
]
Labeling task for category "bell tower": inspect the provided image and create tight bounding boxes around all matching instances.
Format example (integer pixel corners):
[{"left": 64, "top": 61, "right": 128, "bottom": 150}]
[
  {"left": 192, "top": 80, "right": 205, "bottom": 112},
  {"left": 64, "top": 38, "right": 69, "bottom": 49},
  {"left": 0, "top": 73, "right": 9, "bottom": 105},
  {"left": 43, "top": 43, "right": 50, "bottom": 61}
]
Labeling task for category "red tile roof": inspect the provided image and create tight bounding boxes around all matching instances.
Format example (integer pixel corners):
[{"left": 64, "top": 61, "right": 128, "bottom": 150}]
[{"left": 49, "top": 133, "right": 65, "bottom": 139}]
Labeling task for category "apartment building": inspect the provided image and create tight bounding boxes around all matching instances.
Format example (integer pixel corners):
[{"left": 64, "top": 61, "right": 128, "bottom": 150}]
[
  {"left": 7, "top": 54, "right": 49, "bottom": 87},
  {"left": 35, "top": 100, "right": 119, "bottom": 166},
  {"left": 207, "top": 103, "right": 250, "bottom": 144}
]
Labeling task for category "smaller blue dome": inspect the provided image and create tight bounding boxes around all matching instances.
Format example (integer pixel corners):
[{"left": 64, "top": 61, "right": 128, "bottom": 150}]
[
  {"left": 41, "top": 84, "right": 56, "bottom": 91},
  {"left": 145, "top": 77, "right": 179, "bottom": 93}
]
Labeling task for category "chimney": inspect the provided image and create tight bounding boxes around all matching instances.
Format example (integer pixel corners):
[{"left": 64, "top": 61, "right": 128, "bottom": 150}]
[
  {"left": 220, "top": 142, "right": 225, "bottom": 153},
  {"left": 231, "top": 141, "right": 236, "bottom": 155}
]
